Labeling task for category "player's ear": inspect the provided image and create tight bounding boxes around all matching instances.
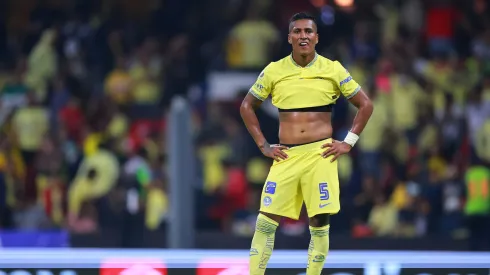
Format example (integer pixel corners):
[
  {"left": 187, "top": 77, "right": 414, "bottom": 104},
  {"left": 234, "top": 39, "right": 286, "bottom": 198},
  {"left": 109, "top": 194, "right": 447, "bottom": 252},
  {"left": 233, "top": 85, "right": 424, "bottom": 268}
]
[
  {"left": 288, "top": 34, "right": 292, "bottom": 44},
  {"left": 316, "top": 33, "right": 319, "bottom": 44}
]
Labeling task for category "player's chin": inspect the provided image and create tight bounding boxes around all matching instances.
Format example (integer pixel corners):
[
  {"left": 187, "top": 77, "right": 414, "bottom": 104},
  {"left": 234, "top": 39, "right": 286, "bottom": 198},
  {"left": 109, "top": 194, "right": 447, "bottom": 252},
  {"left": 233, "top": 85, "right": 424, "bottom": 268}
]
[
  {"left": 294, "top": 45, "right": 313, "bottom": 55},
  {"left": 297, "top": 48, "right": 314, "bottom": 56}
]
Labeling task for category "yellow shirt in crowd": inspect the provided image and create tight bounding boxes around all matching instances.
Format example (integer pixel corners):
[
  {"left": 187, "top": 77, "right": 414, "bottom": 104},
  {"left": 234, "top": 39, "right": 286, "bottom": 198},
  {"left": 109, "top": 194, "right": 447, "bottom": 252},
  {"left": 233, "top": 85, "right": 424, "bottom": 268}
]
[
  {"left": 146, "top": 188, "right": 168, "bottom": 230},
  {"left": 105, "top": 69, "right": 133, "bottom": 104},
  {"left": 390, "top": 75, "right": 424, "bottom": 131},
  {"left": 12, "top": 107, "right": 49, "bottom": 151},
  {"left": 199, "top": 144, "right": 230, "bottom": 194},
  {"left": 368, "top": 202, "right": 398, "bottom": 236},
  {"left": 130, "top": 64, "right": 161, "bottom": 103},
  {"left": 227, "top": 20, "right": 279, "bottom": 69},
  {"left": 358, "top": 96, "right": 388, "bottom": 151}
]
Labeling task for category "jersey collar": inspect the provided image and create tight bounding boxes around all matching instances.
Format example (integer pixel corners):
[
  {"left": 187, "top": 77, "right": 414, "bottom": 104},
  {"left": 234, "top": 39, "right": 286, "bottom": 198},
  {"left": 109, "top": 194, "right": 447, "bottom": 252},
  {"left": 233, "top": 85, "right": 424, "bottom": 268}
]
[{"left": 290, "top": 52, "right": 318, "bottom": 68}]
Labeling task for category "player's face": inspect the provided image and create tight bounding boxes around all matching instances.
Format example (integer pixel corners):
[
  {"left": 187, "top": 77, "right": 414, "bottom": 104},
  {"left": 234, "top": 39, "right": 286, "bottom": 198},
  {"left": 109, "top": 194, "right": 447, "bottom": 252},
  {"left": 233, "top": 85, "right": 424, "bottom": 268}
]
[{"left": 288, "top": 19, "right": 318, "bottom": 56}]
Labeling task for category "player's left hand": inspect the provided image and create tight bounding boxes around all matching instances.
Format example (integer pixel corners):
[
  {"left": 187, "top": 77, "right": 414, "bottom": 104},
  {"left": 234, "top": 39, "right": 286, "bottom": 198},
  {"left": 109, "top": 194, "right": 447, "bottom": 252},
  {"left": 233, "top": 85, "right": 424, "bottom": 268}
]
[{"left": 321, "top": 140, "right": 352, "bottom": 162}]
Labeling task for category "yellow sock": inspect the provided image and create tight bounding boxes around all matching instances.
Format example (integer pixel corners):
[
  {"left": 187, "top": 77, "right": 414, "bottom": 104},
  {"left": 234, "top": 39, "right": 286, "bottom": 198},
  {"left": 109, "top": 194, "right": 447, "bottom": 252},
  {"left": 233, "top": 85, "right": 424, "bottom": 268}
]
[
  {"left": 306, "top": 225, "right": 330, "bottom": 275},
  {"left": 249, "top": 213, "right": 278, "bottom": 275}
]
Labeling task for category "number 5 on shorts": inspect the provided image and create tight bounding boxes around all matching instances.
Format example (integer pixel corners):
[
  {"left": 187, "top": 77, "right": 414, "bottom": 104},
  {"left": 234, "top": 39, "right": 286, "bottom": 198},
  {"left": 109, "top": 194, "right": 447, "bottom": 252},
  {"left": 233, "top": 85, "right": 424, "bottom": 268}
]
[{"left": 319, "top": 183, "right": 329, "bottom": 201}]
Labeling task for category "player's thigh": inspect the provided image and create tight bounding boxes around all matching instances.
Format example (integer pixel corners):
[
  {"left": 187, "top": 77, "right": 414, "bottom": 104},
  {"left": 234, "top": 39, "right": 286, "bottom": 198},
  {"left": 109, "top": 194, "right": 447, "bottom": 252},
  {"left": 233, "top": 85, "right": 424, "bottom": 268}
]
[
  {"left": 300, "top": 155, "right": 340, "bottom": 217},
  {"left": 259, "top": 159, "right": 303, "bottom": 219}
]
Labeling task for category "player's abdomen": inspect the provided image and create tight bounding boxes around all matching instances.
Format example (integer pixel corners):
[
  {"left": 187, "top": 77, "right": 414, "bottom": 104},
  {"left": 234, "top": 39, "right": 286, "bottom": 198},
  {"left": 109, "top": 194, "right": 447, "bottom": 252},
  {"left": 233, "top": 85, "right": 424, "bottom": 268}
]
[{"left": 278, "top": 112, "right": 332, "bottom": 145}]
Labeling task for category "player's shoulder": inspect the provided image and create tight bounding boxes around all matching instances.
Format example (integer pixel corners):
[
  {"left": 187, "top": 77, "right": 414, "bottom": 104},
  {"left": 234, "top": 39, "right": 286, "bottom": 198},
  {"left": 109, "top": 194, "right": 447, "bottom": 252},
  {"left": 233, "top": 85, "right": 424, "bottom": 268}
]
[{"left": 316, "top": 54, "right": 342, "bottom": 69}]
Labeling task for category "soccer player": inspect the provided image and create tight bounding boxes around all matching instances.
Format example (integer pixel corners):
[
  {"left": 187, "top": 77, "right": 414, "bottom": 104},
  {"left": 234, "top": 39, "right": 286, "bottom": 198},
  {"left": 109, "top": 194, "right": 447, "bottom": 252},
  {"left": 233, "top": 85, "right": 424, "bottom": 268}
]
[{"left": 240, "top": 12, "right": 374, "bottom": 275}]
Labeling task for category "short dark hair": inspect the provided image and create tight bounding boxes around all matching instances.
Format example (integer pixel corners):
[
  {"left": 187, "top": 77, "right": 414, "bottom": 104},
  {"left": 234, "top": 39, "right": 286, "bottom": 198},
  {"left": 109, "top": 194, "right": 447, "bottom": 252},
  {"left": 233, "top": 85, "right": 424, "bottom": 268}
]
[{"left": 289, "top": 12, "right": 317, "bottom": 32}]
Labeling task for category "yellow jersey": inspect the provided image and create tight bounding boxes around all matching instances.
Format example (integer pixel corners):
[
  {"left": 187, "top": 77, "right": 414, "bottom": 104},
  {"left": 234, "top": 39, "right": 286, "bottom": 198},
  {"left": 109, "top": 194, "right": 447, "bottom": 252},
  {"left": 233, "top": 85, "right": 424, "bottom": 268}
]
[{"left": 249, "top": 53, "right": 361, "bottom": 110}]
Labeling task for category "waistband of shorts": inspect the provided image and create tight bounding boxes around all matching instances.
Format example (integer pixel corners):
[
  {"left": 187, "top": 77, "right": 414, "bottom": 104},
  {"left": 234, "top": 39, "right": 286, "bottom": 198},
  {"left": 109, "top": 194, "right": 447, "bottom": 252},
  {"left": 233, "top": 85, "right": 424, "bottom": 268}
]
[{"left": 280, "top": 138, "right": 332, "bottom": 152}]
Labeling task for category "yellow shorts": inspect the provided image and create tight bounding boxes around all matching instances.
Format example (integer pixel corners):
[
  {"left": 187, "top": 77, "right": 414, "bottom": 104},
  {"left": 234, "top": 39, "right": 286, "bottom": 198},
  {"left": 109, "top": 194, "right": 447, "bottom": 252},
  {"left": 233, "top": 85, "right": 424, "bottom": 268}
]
[{"left": 259, "top": 138, "right": 340, "bottom": 220}]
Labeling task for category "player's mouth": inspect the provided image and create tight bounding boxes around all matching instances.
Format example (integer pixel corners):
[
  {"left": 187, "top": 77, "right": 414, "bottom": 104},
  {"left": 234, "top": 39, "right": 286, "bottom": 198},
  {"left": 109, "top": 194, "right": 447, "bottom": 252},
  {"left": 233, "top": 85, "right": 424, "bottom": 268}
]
[{"left": 299, "top": 41, "right": 309, "bottom": 48}]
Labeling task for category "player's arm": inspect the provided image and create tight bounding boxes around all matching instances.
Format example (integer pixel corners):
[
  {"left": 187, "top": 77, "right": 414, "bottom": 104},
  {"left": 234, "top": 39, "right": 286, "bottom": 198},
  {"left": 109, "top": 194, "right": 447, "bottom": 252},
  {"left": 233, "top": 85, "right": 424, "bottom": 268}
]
[
  {"left": 240, "top": 66, "right": 288, "bottom": 161},
  {"left": 322, "top": 62, "right": 373, "bottom": 161},
  {"left": 336, "top": 61, "right": 373, "bottom": 143},
  {"left": 347, "top": 89, "right": 373, "bottom": 136},
  {"left": 240, "top": 93, "right": 267, "bottom": 148}
]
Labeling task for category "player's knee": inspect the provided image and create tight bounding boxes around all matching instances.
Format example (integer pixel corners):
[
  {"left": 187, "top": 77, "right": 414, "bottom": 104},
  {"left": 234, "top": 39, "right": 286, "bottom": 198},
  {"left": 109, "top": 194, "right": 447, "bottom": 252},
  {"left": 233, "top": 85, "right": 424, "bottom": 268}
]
[
  {"left": 259, "top": 211, "right": 282, "bottom": 224},
  {"left": 309, "top": 214, "right": 330, "bottom": 227}
]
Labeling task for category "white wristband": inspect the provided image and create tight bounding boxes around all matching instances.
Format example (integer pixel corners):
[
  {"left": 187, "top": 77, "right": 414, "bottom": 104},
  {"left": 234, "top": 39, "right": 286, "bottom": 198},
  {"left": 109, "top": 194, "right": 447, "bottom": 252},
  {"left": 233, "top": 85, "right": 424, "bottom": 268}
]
[{"left": 343, "top": 131, "right": 359, "bottom": 147}]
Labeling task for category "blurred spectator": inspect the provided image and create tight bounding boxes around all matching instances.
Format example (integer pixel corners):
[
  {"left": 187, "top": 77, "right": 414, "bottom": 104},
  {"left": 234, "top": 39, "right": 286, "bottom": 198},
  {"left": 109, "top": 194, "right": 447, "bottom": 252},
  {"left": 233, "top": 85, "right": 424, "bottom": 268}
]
[
  {"left": 425, "top": 1, "right": 459, "bottom": 56},
  {"left": 0, "top": 134, "right": 24, "bottom": 229},
  {"left": 129, "top": 37, "right": 163, "bottom": 104},
  {"left": 226, "top": 5, "right": 279, "bottom": 69},
  {"left": 199, "top": 139, "right": 230, "bottom": 195},
  {"left": 58, "top": 97, "right": 85, "bottom": 143},
  {"left": 389, "top": 70, "right": 425, "bottom": 146},
  {"left": 0, "top": 63, "right": 29, "bottom": 124},
  {"left": 12, "top": 93, "right": 49, "bottom": 166},
  {"left": 145, "top": 154, "right": 168, "bottom": 231},
  {"left": 145, "top": 178, "right": 168, "bottom": 231},
  {"left": 24, "top": 29, "right": 58, "bottom": 102},
  {"left": 466, "top": 86, "right": 490, "bottom": 157},
  {"left": 105, "top": 57, "right": 134, "bottom": 105},
  {"left": 222, "top": 115, "right": 249, "bottom": 166},
  {"left": 368, "top": 193, "right": 398, "bottom": 237},
  {"left": 357, "top": 89, "right": 387, "bottom": 179},
  {"left": 464, "top": 161, "right": 490, "bottom": 251},
  {"left": 124, "top": 147, "right": 152, "bottom": 193}
]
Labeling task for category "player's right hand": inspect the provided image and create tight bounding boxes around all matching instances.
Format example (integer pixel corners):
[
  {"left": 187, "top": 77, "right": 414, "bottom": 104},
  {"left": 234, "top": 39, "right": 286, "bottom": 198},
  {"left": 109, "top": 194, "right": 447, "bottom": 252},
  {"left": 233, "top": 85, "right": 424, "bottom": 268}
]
[{"left": 260, "top": 143, "right": 289, "bottom": 161}]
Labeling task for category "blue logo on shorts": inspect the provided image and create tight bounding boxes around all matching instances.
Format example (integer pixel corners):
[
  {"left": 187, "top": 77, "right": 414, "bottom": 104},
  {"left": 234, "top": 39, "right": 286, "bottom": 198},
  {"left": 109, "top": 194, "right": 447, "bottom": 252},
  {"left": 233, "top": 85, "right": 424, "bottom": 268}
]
[
  {"left": 263, "top": 196, "right": 272, "bottom": 206},
  {"left": 265, "top": 181, "right": 276, "bottom": 194}
]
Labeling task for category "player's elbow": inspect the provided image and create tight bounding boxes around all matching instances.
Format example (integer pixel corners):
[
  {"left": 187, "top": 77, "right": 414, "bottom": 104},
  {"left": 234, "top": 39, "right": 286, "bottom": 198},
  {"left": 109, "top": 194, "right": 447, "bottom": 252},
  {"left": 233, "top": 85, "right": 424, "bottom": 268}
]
[
  {"left": 240, "top": 94, "right": 257, "bottom": 113},
  {"left": 362, "top": 98, "right": 374, "bottom": 116},
  {"left": 240, "top": 99, "right": 252, "bottom": 117}
]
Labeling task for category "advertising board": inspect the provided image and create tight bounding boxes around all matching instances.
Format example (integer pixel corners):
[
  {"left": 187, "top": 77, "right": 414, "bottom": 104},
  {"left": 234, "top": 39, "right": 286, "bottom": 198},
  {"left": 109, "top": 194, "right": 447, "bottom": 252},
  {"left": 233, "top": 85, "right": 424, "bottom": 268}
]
[{"left": 0, "top": 249, "right": 488, "bottom": 275}]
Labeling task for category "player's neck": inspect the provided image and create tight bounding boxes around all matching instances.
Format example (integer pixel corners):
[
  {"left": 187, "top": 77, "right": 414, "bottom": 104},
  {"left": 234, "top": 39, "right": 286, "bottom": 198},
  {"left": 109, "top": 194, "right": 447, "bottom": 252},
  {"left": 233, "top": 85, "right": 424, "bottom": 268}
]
[{"left": 291, "top": 52, "right": 316, "bottom": 67}]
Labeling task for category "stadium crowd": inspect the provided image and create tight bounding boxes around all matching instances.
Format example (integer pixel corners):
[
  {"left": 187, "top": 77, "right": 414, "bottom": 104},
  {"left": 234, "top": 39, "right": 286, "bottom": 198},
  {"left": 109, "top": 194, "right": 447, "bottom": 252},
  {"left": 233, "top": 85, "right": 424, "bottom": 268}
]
[{"left": 0, "top": 0, "right": 489, "bottom": 249}]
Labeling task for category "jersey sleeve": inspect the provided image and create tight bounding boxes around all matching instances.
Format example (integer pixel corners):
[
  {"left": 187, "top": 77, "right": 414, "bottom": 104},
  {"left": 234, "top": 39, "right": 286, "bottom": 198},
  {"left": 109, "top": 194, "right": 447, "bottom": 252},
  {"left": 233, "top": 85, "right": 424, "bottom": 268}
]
[
  {"left": 249, "top": 63, "right": 274, "bottom": 101},
  {"left": 334, "top": 61, "right": 361, "bottom": 99}
]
